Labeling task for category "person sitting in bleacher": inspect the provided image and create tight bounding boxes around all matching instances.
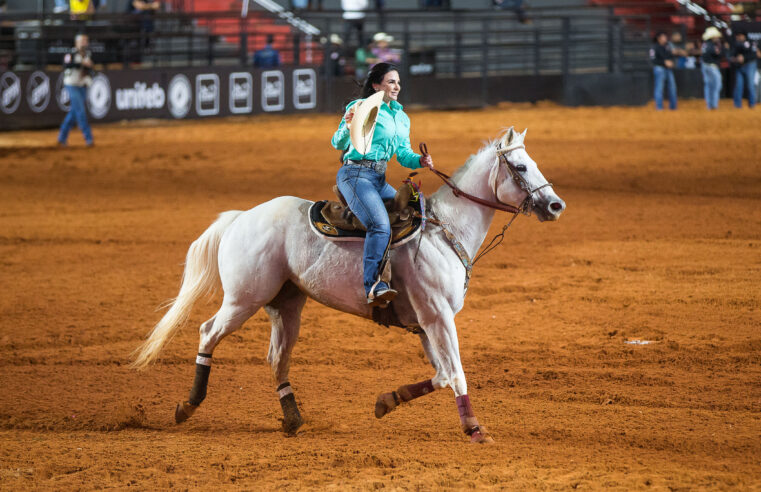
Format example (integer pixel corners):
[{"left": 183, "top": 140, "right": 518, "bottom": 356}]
[{"left": 254, "top": 34, "right": 281, "bottom": 69}]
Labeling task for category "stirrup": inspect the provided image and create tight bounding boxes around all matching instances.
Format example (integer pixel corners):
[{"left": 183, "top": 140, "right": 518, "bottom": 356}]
[{"left": 367, "top": 282, "right": 397, "bottom": 307}]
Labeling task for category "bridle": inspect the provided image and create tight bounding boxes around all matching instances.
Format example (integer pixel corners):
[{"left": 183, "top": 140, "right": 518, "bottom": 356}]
[
  {"left": 421, "top": 142, "right": 553, "bottom": 217},
  {"left": 495, "top": 141, "right": 554, "bottom": 216},
  {"left": 418, "top": 141, "right": 555, "bottom": 272}
]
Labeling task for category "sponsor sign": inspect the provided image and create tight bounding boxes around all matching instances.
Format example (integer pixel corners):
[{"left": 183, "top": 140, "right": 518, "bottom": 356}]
[
  {"left": 55, "top": 72, "right": 71, "bottom": 112},
  {"left": 1, "top": 66, "right": 320, "bottom": 130},
  {"left": 229, "top": 72, "right": 253, "bottom": 114},
  {"left": 168, "top": 74, "right": 192, "bottom": 119},
  {"left": 87, "top": 73, "right": 112, "bottom": 119},
  {"left": 262, "top": 70, "right": 284, "bottom": 112},
  {"left": 196, "top": 74, "right": 220, "bottom": 116},
  {"left": 293, "top": 68, "right": 316, "bottom": 110},
  {"left": 0, "top": 72, "right": 21, "bottom": 115},
  {"left": 26, "top": 71, "right": 51, "bottom": 113},
  {"left": 115, "top": 81, "right": 166, "bottom": 111}
]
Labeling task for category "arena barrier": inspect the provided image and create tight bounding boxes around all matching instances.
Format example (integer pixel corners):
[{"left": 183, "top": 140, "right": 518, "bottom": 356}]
[
  {"left": 0, "top": 65, "right": 321, "bottom": 131},
  {"left": 1, "top": 67, "right": 708, "bottom": 131}
]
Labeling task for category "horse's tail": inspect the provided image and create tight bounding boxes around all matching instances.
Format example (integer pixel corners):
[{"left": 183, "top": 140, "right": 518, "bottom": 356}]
[{"left": 130, "top": 210, "right": 244, "bottom": 371}]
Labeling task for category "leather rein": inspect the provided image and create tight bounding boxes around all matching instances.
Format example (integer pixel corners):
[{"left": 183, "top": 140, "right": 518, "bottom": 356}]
[{"left": 419, "top": 142, "right": 550, "bottom": 216}]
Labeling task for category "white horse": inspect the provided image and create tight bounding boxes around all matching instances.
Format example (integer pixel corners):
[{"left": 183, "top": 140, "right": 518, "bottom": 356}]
[{"left": 131, "top": 127, "right": 565, "bottom": 443}]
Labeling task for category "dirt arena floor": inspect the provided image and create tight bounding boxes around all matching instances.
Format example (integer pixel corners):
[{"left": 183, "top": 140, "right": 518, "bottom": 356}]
[{"left": 1, "top": 98, "right": 760, "bottom": 490}]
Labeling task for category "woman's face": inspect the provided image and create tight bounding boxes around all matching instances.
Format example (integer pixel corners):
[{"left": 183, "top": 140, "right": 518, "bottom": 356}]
[{"left": 373, "top": 70, "right": 401, "bottom": 102}]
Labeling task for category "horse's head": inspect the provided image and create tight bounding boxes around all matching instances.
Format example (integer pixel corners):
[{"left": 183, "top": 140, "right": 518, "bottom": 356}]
[{"left": 488, "top": 127, "right": 565, "bottom": 222}]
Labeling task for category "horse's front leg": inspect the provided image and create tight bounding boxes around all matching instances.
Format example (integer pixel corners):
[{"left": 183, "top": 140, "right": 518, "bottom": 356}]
[
  {"left": 374, "top": 332, "right": 439, "bottom": 418},
  {"left": 420, "top": 306, "right": 493, "bottom": 444}
]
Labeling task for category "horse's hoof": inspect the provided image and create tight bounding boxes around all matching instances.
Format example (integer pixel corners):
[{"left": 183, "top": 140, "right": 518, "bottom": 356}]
[
  {"left": 469, "top": 427, "right": 495, "bottom": 444},
  {"left": 282, "top": 414, "right": 304, "bottom": 435},
  {"left": 174, "top": 401, "right": 197, "bottom": 424},
  {"left": 374, "top": 392, "right": 399, "bottom": 419}
]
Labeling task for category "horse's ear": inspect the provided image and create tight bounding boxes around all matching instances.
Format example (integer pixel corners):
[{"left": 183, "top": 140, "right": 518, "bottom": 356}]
[
  {"left": 501, "top": 126, "right": 516, "bottom": 147},
  {"left": 518, "top": 128, "right": 527, "bottom": 145}
]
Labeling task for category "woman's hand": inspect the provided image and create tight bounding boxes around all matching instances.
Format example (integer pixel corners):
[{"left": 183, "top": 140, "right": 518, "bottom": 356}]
[
  {"left": 344, "top": 106, "right": 355, "bottom": 124},
  {"left": 421, "top": 154, "right": 434, "bottom": 170}
]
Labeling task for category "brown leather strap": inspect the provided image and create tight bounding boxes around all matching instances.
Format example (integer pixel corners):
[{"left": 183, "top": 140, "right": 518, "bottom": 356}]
[{"left": 419, "top": 143, "right": 522, "bottom": 214}]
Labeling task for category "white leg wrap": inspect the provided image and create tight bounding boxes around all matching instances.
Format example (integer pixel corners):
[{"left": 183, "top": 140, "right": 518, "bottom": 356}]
[
  {"left": 278, "top": 385, "right": 293, "bottom": 399},
  {"left": 196, "top": 355, "right": 212, "bottom": 366}
]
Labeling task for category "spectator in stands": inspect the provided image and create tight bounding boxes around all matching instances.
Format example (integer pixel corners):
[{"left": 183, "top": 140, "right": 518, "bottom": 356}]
[
  {"left": 730, "top": 29, "right": 759, "bottom": 108},
  {"left": 70, "top": 0, "right": 98, "bottom": 18},
  {"left": 371, "top": 32, "right": 400, "bottom": 65},
  {"left": 493, "top": 0, "right": 529, "bottom": 24},
  {"left": 683, "top": 41, "right": 698, "bottom": 69},
  {"left": 57, "top": 34, "right": 94, "bottom": 148},
  {"left": 354, "top": 36, "right": 378, "bottom": 80},
  {"left": 342, "top": 0, "right": 367, "bottom": 49},
  {"left": 701, "top": 26, "right": 725, "bottom": 110},
  {"left": 328, "top": 34, "right": 346, "bottom": 77},
  {"left": 650, "top": 31, "right": 678, "bottom": 111},
  {"left": 54, "top": 0, "right": 69, "bottom": 13},
  {"left": 128, "top": 0, "right": 160, "bottom": 47},
  {"left": 670, "top": 31, "right": 690, "bottom": 69},
  {"left": 254, "top": 34, "right": 281, "bottom": 68}
]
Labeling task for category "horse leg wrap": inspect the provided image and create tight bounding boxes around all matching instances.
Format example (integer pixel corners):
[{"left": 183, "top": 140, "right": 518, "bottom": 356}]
[
  {"left": 455, "top": 394, "right": 493, "bottom": 443},
  {"left": 277, "top": 382, "right": 303, "bottom": 435},
  {"left": 375, "top": 379, "right": 434, "bottom": 419},
  {"left": 176, "top": 353, "right": 211, "bottom": 424}
]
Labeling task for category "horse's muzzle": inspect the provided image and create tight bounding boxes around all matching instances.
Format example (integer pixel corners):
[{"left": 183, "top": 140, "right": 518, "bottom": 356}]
[{"left": 534, "top": 197, "right": 566, "bottom": 222}]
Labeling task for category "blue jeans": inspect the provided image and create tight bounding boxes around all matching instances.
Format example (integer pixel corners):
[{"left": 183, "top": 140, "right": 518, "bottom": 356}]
[
  {"left": 701, "top": 64, "right": 722, "bottom": 110},
  {"left": 58, "top": 85, "right": 93, "bottom": 145},
  {"left": 653, "top": 66, "right": 677, "bottom": 110},
  {"left": 336, "top": 164, "right": 396, "bottom": 296},
  {"left": 733, "top": 61, "right": 757, "bottom": 108}
]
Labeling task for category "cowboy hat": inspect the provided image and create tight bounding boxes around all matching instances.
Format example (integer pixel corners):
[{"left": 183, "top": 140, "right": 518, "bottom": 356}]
[
  {"left": 372, "top": 32, "right": 394, "bottom": 43},
  {"left": 702, "top": 26, "right": 722, "bottom": 41},
  {"left": 349, "top": 90, "right": 385, "bottom": 156}
]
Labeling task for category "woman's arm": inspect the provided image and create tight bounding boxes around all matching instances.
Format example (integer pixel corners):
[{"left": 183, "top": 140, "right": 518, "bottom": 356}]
[
  {"left": 395, "top": 131, "right": 422, "bottom": 169},
  {"left": 331, "top": 100, "right": 360, "bottom": 151}
]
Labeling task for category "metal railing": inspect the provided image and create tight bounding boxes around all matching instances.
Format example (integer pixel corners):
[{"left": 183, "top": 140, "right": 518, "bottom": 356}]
[{"left": 0, "top": 3, "right": 756, "bottom": 74}]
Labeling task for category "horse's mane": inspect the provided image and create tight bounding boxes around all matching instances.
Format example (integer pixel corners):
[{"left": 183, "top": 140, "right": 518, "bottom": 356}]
[{"left": 450, "top": 138, "right": 500, "bottom": 183}]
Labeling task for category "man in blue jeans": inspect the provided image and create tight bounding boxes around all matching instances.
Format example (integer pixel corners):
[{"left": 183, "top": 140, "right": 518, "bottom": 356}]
[
  {"left": 730, "top": 30, "right": 760, "bottom": 109},
  {"left": 57, "top": 34, "right": 94, "bottom": 147},
  {"left": 649, "top": 32, "right": 677, "bottom": 110},
  {"left": 701, "top": 27, "right": 725, "bottom": 110}
]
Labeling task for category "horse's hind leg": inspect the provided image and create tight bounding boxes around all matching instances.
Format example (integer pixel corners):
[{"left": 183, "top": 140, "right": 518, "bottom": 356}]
[
  {"left": 374, "top": 331, "right": 438, "bottom": 419},
  {"left": 175, "top": 298, "right": 258, "bottom": 424},
  {"left": 264, "top": 281, "right": 307, "bottom": 435}
]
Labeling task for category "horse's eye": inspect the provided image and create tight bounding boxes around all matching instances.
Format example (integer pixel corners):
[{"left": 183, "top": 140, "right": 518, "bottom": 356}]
[{"left": 515, "top": 164, "right": 527, "bottom": 172}]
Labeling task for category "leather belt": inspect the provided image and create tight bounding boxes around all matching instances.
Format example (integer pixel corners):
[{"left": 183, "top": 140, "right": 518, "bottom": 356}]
[{"left": 345, "top": 159, "right": 387, "bottom": 174}]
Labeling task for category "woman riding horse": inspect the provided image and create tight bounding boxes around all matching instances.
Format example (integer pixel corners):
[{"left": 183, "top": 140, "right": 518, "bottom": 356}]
[{"left": 332, "top": 63, "right": 434, "bottom": 306}]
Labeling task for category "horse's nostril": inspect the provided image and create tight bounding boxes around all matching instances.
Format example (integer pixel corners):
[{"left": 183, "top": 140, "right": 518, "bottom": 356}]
[{"left": 549, "top": 202, "right": 563, "bottom": 212}]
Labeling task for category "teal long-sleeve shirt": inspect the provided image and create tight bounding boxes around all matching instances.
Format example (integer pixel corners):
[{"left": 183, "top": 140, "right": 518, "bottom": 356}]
[{"left": 331, "top": 98, "right": 422, "bottom": 169}]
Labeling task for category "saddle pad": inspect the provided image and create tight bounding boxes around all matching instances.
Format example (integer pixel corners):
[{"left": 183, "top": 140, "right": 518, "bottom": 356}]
[{"left": 308, "top": 199, "right": 423, "bottom": 248}]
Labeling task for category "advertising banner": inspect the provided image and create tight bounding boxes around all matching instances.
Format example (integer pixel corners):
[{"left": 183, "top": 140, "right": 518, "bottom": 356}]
[{"left": 0, "top": 65, "right": 321, "bottom": 131}]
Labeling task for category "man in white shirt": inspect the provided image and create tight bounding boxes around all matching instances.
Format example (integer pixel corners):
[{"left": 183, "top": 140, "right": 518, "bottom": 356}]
[{"left": 57, "top": 34, "right": 94, "bottom": 147}]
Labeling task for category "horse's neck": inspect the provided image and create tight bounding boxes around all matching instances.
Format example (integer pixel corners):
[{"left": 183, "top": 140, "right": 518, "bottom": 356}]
[{"left": 429, "top": 159, "right": 496, "bottom": 260}]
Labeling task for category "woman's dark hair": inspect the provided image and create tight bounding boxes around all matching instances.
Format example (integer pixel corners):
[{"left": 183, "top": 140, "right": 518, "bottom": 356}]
[{"left": 359, "top": 62, "right": 399, "bottom": 98}]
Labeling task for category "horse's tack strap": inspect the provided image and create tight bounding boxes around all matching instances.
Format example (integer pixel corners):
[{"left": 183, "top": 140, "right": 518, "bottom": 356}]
[{"left": 430, "top": 211, "right": 472, "bottom": 292}]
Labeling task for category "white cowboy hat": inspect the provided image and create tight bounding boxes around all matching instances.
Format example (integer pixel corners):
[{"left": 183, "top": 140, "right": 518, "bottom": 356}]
[
  {"left": 702, "top": 26, "right": 722, "bottom": 41},
  {"left": 372, "top": 32, "right": 393, "bottom": 43},
  {"left": 329, "top": 33, "right": 343, "bottom": 45},
  {"left": 349, "top": 90, "right": 385, "bottom": 156}
]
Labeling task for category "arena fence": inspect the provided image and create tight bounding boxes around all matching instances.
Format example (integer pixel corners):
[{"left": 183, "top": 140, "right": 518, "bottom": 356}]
[{"left": 0, "top": 4, "right": 756, "bottom": 129}]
